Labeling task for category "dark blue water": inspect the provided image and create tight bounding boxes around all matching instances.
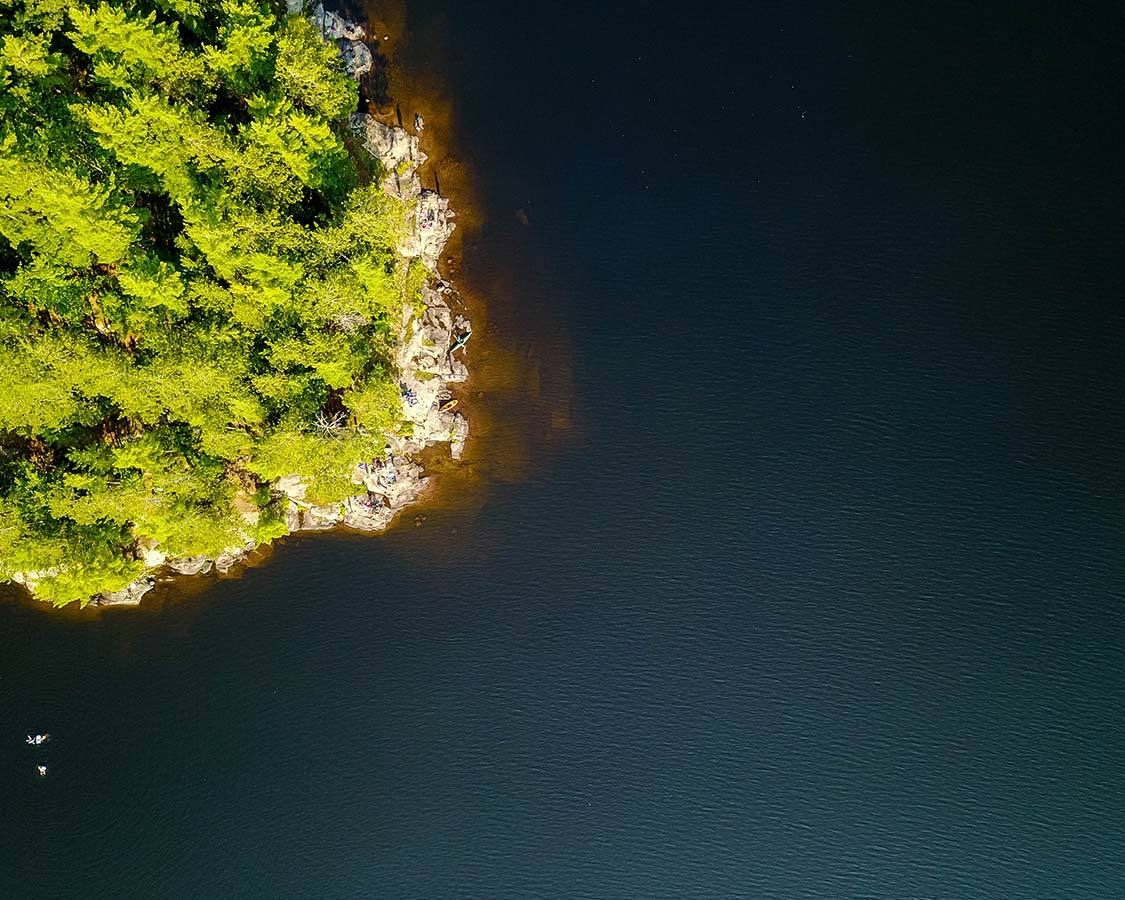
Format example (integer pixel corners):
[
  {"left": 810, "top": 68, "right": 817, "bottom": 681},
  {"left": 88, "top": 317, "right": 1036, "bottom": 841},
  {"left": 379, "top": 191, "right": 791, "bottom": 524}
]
[{"left": 2, "top": 2, "right": 1122, "bottom": 897}]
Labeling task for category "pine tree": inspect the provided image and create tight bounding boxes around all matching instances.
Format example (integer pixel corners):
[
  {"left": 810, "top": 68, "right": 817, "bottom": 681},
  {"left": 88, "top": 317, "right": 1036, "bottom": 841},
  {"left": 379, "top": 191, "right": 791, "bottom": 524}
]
[{"left": 0, "top": 0, "right": 410, "bottom": 605}]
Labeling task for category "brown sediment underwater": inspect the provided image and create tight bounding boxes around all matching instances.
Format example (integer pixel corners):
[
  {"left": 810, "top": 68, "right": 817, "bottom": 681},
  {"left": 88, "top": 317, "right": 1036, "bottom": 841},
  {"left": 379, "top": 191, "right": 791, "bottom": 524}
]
[{"left": 352, "top": 0, "right": 577, "bottom": 514}]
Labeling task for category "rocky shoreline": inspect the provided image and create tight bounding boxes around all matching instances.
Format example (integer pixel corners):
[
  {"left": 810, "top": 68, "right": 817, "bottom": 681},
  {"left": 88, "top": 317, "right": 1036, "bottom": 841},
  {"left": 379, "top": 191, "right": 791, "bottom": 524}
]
[{"left": 86, "top": 5, "right": 470, "bottom": 606}]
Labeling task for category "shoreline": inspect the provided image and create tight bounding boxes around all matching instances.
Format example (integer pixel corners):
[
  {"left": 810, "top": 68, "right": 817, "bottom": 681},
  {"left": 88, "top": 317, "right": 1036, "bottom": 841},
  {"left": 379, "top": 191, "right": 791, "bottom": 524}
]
[
  {"left": 2, "top": 0, "right": 574, "bottom": 614},
  {"left": 12, "top": 3, "right": 476, "bottom": 609}
]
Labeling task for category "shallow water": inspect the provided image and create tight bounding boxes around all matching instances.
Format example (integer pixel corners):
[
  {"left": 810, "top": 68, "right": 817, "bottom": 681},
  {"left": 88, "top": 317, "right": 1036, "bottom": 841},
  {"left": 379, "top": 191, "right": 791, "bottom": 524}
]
[{"left": 2, "top": 1, "right": 1123, "bottom": 897}]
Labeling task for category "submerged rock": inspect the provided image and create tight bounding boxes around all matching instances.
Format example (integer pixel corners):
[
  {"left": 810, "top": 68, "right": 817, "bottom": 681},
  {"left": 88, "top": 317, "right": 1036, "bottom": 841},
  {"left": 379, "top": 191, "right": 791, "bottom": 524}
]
[{"left": 450, "top": 412, "right": 469, "bottom": 460}]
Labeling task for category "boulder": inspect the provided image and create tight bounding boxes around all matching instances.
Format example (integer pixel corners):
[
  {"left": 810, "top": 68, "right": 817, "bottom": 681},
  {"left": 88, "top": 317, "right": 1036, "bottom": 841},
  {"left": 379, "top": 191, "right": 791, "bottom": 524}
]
[
  {"left": 167, "top": 556, "right": 213, "bottom": 577},
  {"left": 137, "top": 537, "right": 167, "bottom": 568},
  {"left": 284, "top": 500, "right": 303, "bottom": 532},
  {"left": 338, "top": 39, "right": 372, "bottom": 80},
  {"left": 349, "top": 114, "right": 424, "bottom": 200},
  {"left": 275, "top": 474, "right": 309, "bottom": 503},
  {"left": 412, "top": 190, "right": 456, "bottom": 271},
  {"left": 214, "top": 545, "right": 253, "bottom": 574},
  {"left": 97, "top": 576, "right": 155, "bottom": 607},
  {"left": 341, "top": 496, "right": 394, "bottom": 531},
  {"left": 450, "top": 412, "right": 469, "bottom": 460},
  {"left": 311, "top": 3, "right": 365, "bottom": 40}
]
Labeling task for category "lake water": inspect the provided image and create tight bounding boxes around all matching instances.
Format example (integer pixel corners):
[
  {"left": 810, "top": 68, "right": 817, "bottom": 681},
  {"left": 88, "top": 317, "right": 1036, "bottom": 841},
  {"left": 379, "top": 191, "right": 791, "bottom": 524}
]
[{"left": 2, "top": 1, "right": 1122, "bottom": 897}]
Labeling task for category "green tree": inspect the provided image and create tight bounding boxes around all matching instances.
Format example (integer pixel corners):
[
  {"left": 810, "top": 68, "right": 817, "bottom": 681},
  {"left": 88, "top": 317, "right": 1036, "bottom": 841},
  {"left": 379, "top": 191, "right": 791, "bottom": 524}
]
[{"left": 0, "top": 0, "right": 416, "bottom": 606}]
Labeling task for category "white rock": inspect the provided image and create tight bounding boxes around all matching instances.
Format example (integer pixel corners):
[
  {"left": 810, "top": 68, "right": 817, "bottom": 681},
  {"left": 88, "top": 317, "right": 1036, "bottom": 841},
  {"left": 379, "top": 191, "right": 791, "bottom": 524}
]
[
  {"left": 349, "top": 114, "right": 425, "bottom": 200},
  {"left": 139, "top": 544, "right": 167, "bottom": 568},
  {"left": 275, "top": 474, "right": 309, "bottom": 502},
  {"left": 98, "top": 576, "right": 155, "bottom": 607},
  {"left": 136, "top": 535, "right": 167, "bottom": 567},
  {"left": 167, "top": 556, "right": 213, "bottom": 577},
  {"left": 284, "top": 500, "right": 303, "bottom": 532},
  {"left": 450, "top": 413, "right": 469, "bottom": 460}
]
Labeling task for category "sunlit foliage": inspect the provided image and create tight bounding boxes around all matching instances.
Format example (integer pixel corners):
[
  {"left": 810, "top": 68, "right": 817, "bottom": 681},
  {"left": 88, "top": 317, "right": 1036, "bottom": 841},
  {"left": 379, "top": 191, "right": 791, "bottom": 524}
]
[{"left": 0, "top": 0, "right": 410, "bottom": 605}]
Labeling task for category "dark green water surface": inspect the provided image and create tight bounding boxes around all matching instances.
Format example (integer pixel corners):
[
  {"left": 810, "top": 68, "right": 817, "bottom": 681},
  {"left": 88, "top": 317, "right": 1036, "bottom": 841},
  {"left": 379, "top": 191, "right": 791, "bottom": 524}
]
[{"left": 2, "top": 1, "right": 1122, "bottom": 897}]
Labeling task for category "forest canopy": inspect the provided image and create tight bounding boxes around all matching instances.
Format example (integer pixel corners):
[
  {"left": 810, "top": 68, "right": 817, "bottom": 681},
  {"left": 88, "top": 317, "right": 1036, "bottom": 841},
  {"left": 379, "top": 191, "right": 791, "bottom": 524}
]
[{"left": 0, "top": 0, "right": 415, "bottom": 605}]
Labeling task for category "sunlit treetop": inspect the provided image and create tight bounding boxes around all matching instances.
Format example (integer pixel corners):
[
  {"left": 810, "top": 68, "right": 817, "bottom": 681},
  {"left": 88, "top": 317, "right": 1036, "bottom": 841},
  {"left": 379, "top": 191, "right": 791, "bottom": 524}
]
[{"left": 0, "top": 0, "right": 420, "bottom": 605}]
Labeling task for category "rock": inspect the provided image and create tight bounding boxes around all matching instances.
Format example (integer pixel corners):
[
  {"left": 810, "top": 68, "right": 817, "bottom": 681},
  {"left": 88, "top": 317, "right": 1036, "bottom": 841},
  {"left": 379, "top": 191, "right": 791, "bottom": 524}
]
[
  {"left": 168, "top": 556, "right": 213, "bottom": 577},
  {"left": 351, "top": 119, "right": 456, "bottom": 267},
  {"left": 450, "top": 412, "right": 469, "bottom": 460},
  {"left": 214, "top": 544, "right": 254, "bottom": 574},
  {"left": 284, "top": 500, "right": 303, "bottom": 532},
  {"left": 349, "top": 114, "right": 425, "bottom": 200},
  {"left": 138, "top": 544, "right": 165, "bottom": 567},
  {"left": 138, "top": 537, "right": 167, "bottom": 568},
  {"left": 308, "top": 5, "right": 373, "bottom": 87},
  {"left": 10, "top": 568, "right": 60, "bottom": 592},
  {"left": 341, "top": 495, "right": 394, "bottom": 531},
  {"left": 98, "top": 576, "right": 155, "bottom": 607},
  {"left": 410, "top": 190, "right": 456, "bottom": 272},
  {"left": 311, "top": 3, "right": 365, "bottom": 40},
  {"left": 275, "top": 474, "right": 309, "bottom": 503},
  {"left": 338, "top": 38, "right": 372, "bottom": 80},
  {"left": 300, "top": 503, "right": 345, "bottom": 530}
]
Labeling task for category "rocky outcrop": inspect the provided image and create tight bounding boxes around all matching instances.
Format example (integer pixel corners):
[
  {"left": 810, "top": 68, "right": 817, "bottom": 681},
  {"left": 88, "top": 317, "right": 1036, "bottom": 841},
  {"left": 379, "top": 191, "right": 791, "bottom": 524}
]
[
  {"left": 167, "top": 556, "right": 213, "bottom": 577},
  {"left": 408, "top": 190, "right": 457, "bottom": 272},
  {"left": 309, "top": 3, "right": 372, "bottom": 81},
  {"left": 311, "top": 3, "right": 365, "bottom": 40},
  {"left": 95, "top": 576, "right": 155, "bottom": 607},
  {"left": 214, "top": 544, "right": 257, "bottom": 574},
  {"left": 339, "top": 39, "right": 373, "bottom": 80},
  {"left": 349, "top": 114, "right": 424, "bottom": 199}
]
